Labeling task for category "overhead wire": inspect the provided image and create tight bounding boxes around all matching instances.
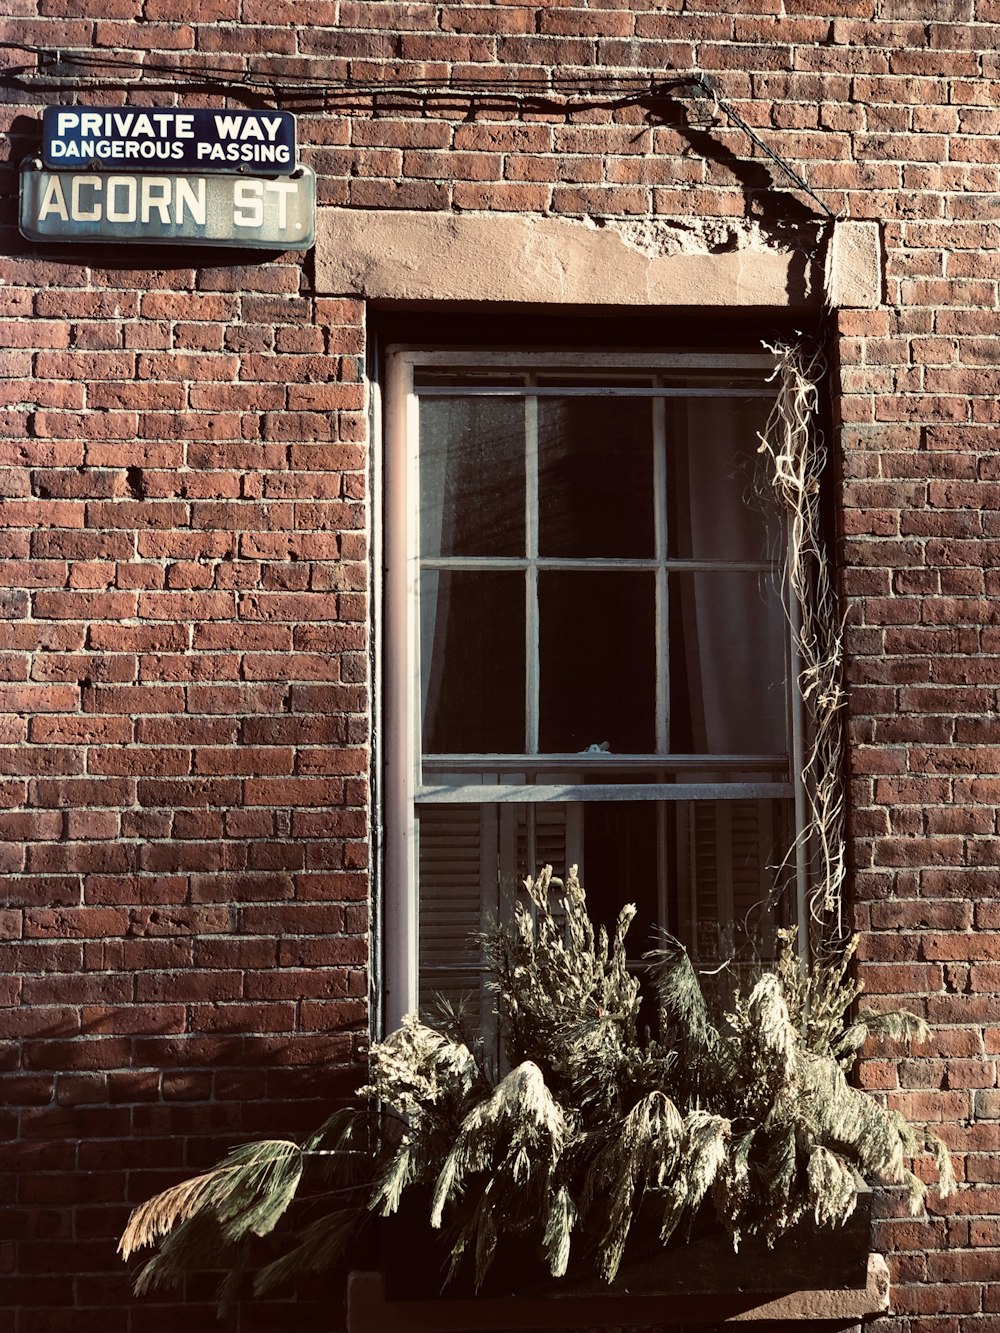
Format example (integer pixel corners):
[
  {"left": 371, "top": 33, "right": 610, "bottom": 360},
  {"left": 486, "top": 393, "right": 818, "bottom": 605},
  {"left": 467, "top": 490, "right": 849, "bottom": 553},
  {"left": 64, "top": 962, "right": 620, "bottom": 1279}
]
[{"left": 1, "top": 42, "right": 835, "bottom": 218}]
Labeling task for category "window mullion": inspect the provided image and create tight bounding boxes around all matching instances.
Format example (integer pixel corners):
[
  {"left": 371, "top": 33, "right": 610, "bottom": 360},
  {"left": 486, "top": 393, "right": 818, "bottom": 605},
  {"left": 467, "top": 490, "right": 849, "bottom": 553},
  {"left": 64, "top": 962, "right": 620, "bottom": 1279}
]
[
  {"left": 653, "top": 384, "right": 668, "bottom": 755},
  {"left": 525, "top": 384, "right": 539, "bottom": 755},
  {"left": 653, "top": 382, "right": 670, "bottom": 936},
  {"left": 416, "top": 781, "right": 793, "bottom": 803}
]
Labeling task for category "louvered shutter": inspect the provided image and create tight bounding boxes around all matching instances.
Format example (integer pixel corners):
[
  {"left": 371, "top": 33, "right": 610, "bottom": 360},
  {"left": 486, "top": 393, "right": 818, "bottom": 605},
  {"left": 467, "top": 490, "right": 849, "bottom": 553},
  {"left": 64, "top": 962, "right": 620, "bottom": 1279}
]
[
  {"left": 417, "top": 802, "right": 574, "bottom": 1027},
  {"left": 417, "top": 803, "right": 490, "bottom": 1024},
  {"left": 515, "top": 803, "right": 572, "bottom": 884},
  {"left": 680, "top": 799, "right": 791, "bottom": 967}
]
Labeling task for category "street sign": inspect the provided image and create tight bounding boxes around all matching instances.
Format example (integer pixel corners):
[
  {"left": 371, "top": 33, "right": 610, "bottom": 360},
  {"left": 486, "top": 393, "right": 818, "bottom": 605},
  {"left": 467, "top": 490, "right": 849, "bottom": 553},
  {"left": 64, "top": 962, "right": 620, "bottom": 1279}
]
[
  {"left": 19, "top": 161, "right": 315, "bottom": 250},
  {"left": 42, "top": 106, "right": 296, "bottom": 174}
]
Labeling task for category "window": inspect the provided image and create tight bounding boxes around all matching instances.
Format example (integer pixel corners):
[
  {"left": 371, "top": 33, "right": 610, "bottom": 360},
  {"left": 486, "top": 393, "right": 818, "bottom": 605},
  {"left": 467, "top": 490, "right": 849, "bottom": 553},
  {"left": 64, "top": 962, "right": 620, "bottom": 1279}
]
[{"left": 383, "top": 349, "right": 806, "bottom": 1033}]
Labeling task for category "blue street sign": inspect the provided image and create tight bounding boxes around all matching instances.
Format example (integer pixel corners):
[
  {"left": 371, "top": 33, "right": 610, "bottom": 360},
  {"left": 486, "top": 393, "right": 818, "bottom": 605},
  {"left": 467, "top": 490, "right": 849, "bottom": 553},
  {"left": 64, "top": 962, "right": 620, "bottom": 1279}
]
[{"left": 42, "top": 106, "right": 297, "bottom": 175}]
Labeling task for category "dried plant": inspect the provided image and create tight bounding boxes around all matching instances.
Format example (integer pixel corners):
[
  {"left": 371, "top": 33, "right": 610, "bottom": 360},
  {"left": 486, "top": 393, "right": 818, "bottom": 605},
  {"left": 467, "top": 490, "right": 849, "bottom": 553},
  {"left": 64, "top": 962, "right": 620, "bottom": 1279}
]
[
  {"left": 120, "top": 870, "right": 953, "bottom": 1305},
  {"left": 759, "top": 339, "right": 848, "bottom": 939}
]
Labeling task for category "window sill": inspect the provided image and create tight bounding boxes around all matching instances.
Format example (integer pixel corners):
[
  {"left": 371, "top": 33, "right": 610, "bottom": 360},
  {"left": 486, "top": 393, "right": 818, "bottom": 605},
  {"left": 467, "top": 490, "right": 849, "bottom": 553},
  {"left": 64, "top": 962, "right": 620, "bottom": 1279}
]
[{"left": 347, "top": 1254, "right": 890, "bottom": 1332}]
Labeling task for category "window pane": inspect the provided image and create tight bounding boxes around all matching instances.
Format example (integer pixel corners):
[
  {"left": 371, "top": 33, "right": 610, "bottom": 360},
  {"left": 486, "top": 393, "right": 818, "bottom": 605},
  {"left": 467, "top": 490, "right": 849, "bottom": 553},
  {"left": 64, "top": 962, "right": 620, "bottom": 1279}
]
[
  {"left": 538, "top": 398, "right": 654, "bottom": 558},
  {"left": 416, "top": 802, "right": 568, "bottom": 1031},
  {"left": 665, "top": 397, "right": 781, "bottom": 561},
  {"left": 668, "top": 572, "right": 788, "bottom": 754},
  {"left": 539, "top": 570, "right": 656, "bottom": 753},
  {"left": 414, "top": 372, "right": 527, "bottom": 387},
  {"left": 575, "top": 801, "right": 659, "bottom": 942},
  {"left": 541, "top": 573, "right": 658, "bottom": 762},
  {"left": 418, "top": 803, "right": 486, "bottom": 968},
  {"left": 661, "top": 369, "right": 772, "bottom": 390},
  {"left": 419, "top": 397, "right": 525, "bottom": 557},
  {"left": 536, "top": 374, "right": 653, "bottom": 388},
  {"left": 421, "top": 570, "right": 525, "bottom": 753}
]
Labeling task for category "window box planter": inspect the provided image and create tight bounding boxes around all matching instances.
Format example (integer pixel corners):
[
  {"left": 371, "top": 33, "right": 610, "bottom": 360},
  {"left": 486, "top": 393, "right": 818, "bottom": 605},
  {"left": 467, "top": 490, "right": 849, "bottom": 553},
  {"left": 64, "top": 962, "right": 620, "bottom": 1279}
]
[
  {"left": 348, "top": 1258, "right": 889, "bottom": 1332},
  {"left": 380, "top": 1183, "right": 874, "bottom": 1303},
  {"left": 350, "top": 1201, "right": 889, "bottom": 1333},
  {"left": 119, "top": 869, "right": 951, "bottom": 1326}
]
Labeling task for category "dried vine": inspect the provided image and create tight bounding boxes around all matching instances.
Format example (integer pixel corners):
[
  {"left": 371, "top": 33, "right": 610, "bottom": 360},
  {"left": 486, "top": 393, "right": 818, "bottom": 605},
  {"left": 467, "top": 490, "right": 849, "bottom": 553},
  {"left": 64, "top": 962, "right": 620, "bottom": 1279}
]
[{"left": 758, "top": 340, "right": 848, "bottom": 942}]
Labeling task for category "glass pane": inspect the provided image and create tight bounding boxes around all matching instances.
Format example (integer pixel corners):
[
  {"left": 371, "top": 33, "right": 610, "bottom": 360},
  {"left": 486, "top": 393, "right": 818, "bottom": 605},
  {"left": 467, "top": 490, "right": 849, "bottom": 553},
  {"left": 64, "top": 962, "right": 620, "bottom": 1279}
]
[
  {"left": 665, "top": 397, "right": 781, "bottom": 561},
  {"left": 418, "top": 803, "right": 485, "bottom": 967},
  {"left": 535, "top": 375, "right": 653, "bottom": 388},
  {"left": 668, "top": 572, "right": 788, "bottom": 754},
  {"left": 419, "top": 397, "right": 525, "bottom": 557},
  {"left": 538, "top": 398, "right": 654, "bottom": 558},
  {"left": 418, "top": 966, "right": 491, "bottom": 1033},
  {"left": 416, "top": 802, "right": 564, "bottom": 1033},
  {"left": 416, "top": 800, "right": 660, "bottom": 1004},
  {"left": 539, "top": 570, "right": 656, "bottom": 753},
  {"left": 661, "top": 369, "right": 772, "bottom": 390},
  {"left": 575, "top": 801, "right": 659, "bottom": 943},
  {"left": 414, "top": 372, "right": 527, "bottom": 387},
  {"left": 421, "top": 570, "right": 525, "bottom": 753}
]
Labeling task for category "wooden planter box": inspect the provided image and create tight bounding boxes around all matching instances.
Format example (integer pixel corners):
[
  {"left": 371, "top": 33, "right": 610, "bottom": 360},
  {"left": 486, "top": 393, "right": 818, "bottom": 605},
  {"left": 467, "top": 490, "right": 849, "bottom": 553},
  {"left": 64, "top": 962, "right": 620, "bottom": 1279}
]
[
  {"left": 349, "top": 1258, "right": 890, "bottom": 1333},
  {"left": 382, "top": 1184, "right": 874, "bottom": 1302}
]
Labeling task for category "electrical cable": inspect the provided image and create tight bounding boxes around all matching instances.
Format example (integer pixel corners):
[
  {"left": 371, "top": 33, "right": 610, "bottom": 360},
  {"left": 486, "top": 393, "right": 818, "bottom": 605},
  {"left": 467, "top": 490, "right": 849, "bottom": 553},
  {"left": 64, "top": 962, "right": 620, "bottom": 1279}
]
[{"left": 2, "top": 42, "right": 835, "bottom": 218}]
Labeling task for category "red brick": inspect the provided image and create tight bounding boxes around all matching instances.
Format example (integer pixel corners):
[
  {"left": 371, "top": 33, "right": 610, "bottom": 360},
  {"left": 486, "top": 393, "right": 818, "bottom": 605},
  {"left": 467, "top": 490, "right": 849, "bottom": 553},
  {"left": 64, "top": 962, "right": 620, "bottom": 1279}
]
[
  {"left": 27, "top": 717, "right": 132, "bottom": 745},
  {"left": 33, "top": 591, "right": 137, "bottom": 621},
  {"left": 0, "top": 685, "right": 79, "bottom": 713},
  {"left": 0, "top": 500, "right": 85, "bottom": 529}
]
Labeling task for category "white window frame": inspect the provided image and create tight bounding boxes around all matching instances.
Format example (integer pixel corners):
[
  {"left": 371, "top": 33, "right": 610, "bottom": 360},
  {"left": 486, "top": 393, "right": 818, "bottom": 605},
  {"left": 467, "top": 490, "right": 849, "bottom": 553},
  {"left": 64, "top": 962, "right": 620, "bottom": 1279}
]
[{"left": 382, "top": 347, "right": 809, "bottom": 1029}]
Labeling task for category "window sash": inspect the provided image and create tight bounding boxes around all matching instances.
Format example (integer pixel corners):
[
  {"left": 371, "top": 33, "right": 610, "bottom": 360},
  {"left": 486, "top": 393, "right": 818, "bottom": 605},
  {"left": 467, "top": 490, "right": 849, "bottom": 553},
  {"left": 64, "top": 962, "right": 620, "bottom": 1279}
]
[
  {"left": 383, "top": 347, "right": 806, "bottom": 1029},
  {"left": 415, "top": 385, "right": 779, "bottom": 398},
  {"left": 415, "top": 375, "right": 788, "bottom": 767},
  {"left": 415, "top": 794, "right": 795, "bottom": 1038},
  {"left": 416, "top": 783, "right": 793, "bottom": 803}
]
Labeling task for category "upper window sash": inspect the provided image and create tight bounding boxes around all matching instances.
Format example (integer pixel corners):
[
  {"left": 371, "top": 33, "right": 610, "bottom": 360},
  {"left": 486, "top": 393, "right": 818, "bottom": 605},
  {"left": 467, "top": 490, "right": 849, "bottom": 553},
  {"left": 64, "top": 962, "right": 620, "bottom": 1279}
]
[{"left": 395, "top": 349, "right": 790, "bottom": 782}]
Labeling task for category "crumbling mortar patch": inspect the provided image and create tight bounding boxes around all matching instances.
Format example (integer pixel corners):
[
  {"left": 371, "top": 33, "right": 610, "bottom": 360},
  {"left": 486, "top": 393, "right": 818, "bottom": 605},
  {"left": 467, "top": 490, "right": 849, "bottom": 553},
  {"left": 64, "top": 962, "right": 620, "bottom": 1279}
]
[{"left": 596, "top": 214, "right": 826, "bottom": 259}]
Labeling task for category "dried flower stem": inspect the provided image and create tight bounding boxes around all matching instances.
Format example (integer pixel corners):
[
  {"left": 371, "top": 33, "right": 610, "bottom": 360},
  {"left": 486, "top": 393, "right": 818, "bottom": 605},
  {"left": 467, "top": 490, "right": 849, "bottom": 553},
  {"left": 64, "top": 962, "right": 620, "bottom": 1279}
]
[{"left": 759, "top": 340, "right": 847, "bottom": 941}]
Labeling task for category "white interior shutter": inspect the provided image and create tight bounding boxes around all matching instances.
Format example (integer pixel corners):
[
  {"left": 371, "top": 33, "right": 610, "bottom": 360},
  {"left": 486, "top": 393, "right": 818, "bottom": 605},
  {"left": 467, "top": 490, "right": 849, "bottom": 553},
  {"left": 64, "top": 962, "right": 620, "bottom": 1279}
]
[
  {"left": 417, "top": 803, "right": 490, "bottom": 1023},
  {"left": 680, "top": 800, "right": 788, "bottom": 967}
]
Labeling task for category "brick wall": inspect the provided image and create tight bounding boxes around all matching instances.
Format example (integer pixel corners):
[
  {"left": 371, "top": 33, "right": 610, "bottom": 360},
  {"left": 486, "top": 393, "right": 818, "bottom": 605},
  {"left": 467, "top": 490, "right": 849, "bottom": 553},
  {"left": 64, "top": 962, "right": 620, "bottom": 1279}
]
[
  {"left": 3, "top": 3, "right": 999, "bottom": 1331},
  {"left": 1, "top": 263, "right": 372, "bottom": 1328}
]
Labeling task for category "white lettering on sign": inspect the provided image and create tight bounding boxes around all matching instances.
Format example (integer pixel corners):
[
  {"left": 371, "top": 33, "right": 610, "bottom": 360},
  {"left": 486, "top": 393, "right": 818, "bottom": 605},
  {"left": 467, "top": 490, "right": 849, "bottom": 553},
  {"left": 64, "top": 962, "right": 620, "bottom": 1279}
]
[
  {"left": 233, "top": 180, "right": 264, "bottom": 228},
  {"left": 36, "top": 175, "right": 209, "bottom": 226},
  {"left": 37, "top": 175, "right": 68, "bottom": 221},
  {"left": 232, "top": 179, "right": 298, "bottom": 229},
  {"left": 213, "top": 114, "right": 284, "bottom": 141},
  {"left": 44, "top": 107, "right": 297, "bottom": 175},
  {"left": 50, "top": 140, "right": 188, "bottom": 162},
  {"left": 194, "top": 143, "right": 291, "bottom": 165},
  {"left": 21, "top": 164, "right": 315, "bottom": 250},
  {"left": 55, "top": 111, "right": 197, "bottom": 139}
]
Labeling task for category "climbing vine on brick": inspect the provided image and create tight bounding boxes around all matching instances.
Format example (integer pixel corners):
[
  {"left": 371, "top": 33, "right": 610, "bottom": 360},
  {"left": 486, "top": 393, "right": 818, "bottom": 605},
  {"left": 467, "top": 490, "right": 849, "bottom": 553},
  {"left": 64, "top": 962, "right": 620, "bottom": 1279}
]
[{"left": 759, "top": 340, "right": 848, "bottom": 943}]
